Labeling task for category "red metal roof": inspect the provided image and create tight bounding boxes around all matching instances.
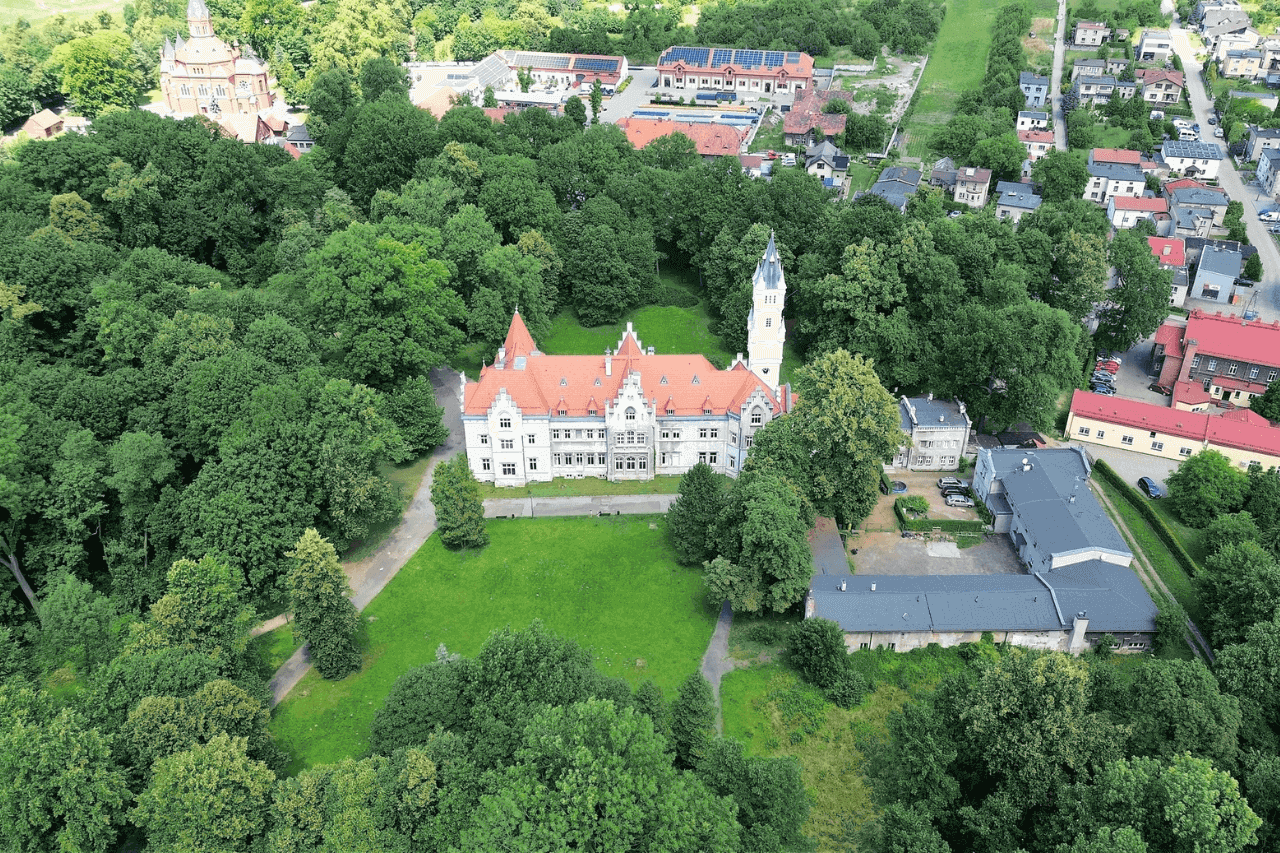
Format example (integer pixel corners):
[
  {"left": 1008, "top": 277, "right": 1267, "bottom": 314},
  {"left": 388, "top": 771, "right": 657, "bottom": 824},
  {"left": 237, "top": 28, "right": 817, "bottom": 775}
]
[
  {"left": 1019, "top": 130, "right": 1054, "bottom": 144},
  {"left": 1071, "top": 389, "right": 1280, "bottom": 457},
  {"left": 1147, "top": 237, "right": 1185, "bottom": 267},
  {"left": 1092, "top": 148, "right": 1142, "bottom": 165},
  {"left": 1183, "top": 309, "right": 1280, "bottom": 368},
  {"left": 1154, "top": 321, "right": 1186, "bottom": 357}
]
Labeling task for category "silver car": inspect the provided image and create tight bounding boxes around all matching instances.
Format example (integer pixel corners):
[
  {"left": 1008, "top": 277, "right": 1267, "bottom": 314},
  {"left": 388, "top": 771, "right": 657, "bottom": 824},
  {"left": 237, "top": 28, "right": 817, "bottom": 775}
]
[{"left": 945, "top": 494, "right": 975, "bottom": 508}]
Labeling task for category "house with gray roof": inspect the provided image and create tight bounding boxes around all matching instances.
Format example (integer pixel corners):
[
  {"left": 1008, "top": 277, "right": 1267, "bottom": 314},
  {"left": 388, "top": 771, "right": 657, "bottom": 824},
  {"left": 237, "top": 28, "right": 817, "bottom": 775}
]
[
  {"left": 1168, "top": 185, "right": 1229, "bottom": 231},
  {"left": 807, "top": 446, "right": 1157, "bottom": 654},
  {"left": 1191, "top": 242, "right": 1242, "bottom": 302},
  {"left": 994, "top": 181, "right": 1041, "bottom": 223},
  {"left": 1084, "top": 161, "right": 1145, "bottom": 205},
  {"left": 1258, "top": 147, "right": 1280, "bottom": 196},
  {"left": 1019, "top": 71, "right": 1049, "bottom": 107},
  {"left": 1076, "top": 74, "right": 1117, "bottom": 106},
  {"left": 892, "top": 395, "right": 972, "bottom": 470},
  {"left": 866, "top": 166, "right": 921, "bottom": 211},
  {"left": 1016, "top": 110, "right": 1048, "bottom": 130},
  {"left": 1247, "top": 125, "right": 1280, "bottom": 161},
  {"left": 1138, "top": 29, "right": 1174, "bottom": 62}
]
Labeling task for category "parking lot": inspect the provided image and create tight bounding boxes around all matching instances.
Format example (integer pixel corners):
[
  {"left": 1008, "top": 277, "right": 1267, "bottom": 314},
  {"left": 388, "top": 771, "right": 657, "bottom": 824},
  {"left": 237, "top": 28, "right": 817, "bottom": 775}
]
[{"left": 847, "top": 530, "right": 1024, "bottom": 576}]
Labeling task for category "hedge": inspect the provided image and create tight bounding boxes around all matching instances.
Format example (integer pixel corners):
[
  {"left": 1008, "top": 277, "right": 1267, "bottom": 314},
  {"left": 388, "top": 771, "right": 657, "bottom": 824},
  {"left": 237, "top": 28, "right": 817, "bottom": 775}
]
[
  {"left": 893, "top": 499, "right": 986, "bottom": 533},
  {"left": 1091, "top": 459, "right": 1201, "bottom": 576}
]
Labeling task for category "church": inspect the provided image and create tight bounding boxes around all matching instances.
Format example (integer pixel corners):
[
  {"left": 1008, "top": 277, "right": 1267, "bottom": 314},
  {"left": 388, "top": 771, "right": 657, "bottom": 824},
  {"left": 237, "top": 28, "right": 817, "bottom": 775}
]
[
  {"left": 462, "top": 235, "right": 792, "bottom": 486},
  {"left": 159, "top": 0, "right": 274, "bottom": 117}
]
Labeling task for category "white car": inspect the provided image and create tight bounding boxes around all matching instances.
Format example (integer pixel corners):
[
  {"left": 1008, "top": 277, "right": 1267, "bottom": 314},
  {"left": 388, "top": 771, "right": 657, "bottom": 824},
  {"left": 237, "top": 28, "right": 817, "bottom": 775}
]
[
  {"left": 1260, "top": 211, "right": 1280, "bottom": 222},
  {"left": 945, "top": 494, "right": 975, "bottom": 508}
]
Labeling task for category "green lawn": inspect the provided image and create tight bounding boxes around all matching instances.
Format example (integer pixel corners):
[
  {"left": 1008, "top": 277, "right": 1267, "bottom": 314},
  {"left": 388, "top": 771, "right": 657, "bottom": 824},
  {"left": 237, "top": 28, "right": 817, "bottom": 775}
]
[
  {"left": 269, "top": 515, "right": 718, "bottom": 774},
  {"left": 476, "top": 474, "right": 686, "bottom": 498},
  {"left": 0, "top": 0, "right": 124, "bottom": 25},
  {"left": 543, "top": 299, "right": 734, "bottom": 366},
  {"left": 250, "top": 624, "right": 298, "bottom": 674},
  {"left": 1093, "top": 479, "right": 1206, "bottom": 629},
  {"left": 341, "top": 454, "right": 434, "bottom": 562}
]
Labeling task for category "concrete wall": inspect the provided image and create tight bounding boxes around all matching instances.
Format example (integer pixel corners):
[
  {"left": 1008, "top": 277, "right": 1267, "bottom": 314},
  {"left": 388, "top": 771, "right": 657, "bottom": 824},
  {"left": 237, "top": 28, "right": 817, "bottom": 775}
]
[{"left": 842, "top": 629, "right": 1154, "bottom": 654}]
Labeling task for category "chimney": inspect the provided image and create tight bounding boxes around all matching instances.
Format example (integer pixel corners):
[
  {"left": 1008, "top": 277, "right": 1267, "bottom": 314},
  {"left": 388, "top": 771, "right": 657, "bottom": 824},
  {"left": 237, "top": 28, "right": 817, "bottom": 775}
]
[
  {"left": 605, "top": 349, "right": 612, "bottom": 377},
  {"left": 839, "top": 579, "right": 846, "bottom": 592},
  {"left": 1069, "top": 613, "right": 1089, "bottom": 654},
  {"left": 647, "top": 346, "right": 655, "bottom": 355},
  {"left": 496, "top": 346, "right": 506, "bottom": 368},
  {"left": 871, "top": 583, "right": 876, "bottom": 592}
]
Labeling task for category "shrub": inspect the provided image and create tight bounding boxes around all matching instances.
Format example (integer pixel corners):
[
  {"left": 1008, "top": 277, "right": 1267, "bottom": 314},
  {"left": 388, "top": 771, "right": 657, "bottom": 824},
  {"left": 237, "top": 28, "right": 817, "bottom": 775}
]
[
  {"left": 745, "top": 622, "right": 791, "bottom": 645},
  {"left": 896, "top": 495, "right": 929, "bottom": 515},
  {"left": 825, "top": 670, "right": 869, "bottom": 708},
  {"left": 786, "top": 618, "right": 849, "bottom": 689},
  {"left": 654, "top": 283, "right": 700, "bottom": 308},
  {"left": 1154, "top": 600, "right": 1188, "bottom": 655}
]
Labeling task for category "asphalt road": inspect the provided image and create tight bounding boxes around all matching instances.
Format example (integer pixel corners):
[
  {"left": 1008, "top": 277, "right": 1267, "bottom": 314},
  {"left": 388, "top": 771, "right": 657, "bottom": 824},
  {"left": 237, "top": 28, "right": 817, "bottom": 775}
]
[
  {"left": 598, "top": 66, "right": 658, "bottom": 124},
  {"left": 1171, "top": 20, "right": 1280, "bottom": 321},
  {"left": 1050, "top": 0, "right": 1068, "bottom": 151}
]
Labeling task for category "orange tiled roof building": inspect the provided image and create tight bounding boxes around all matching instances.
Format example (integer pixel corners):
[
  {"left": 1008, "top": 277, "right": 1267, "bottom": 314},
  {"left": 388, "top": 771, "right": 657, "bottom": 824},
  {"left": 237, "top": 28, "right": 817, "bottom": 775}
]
[
  {"left": 462, "top": 235, "right": 791, "bottom": 486},
  {"left": 159, "top": 0, "right": 273, "bottom": 117}
]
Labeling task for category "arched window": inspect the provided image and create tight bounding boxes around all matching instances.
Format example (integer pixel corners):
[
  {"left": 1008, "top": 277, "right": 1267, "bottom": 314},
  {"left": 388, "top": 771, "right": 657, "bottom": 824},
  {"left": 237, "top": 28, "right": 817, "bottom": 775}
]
[
  {"left": 625, "top": 407, "right": 636, "bottom": 421},
  {"left": 751, "top": 409, "right": 763, "bottom": 426},
  {"left": 180, "top": 84, "right": 191, "bottom": 96}
]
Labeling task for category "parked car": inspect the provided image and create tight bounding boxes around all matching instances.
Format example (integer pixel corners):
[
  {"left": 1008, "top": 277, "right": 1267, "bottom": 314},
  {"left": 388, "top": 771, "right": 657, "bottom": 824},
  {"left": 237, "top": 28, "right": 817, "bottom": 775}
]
[
  {"left": 1208, "top": 116, "right": 1217, "bottom": 125},
  {"left": 1148, "top": 383, "right": 1172, "bottom": 395},
  {"left": 1096, "top": 361, "right": 1120, "bottom": 374},
  {"left": 945, "top": 494, "right": 976, "bottom": 508},
  {"left": 1214, "top": 128, "right": 1224, "bottom": 138},
  {"left": 941, "top": 487, "right": 970, "bottom": 499},
  {"left": 937, "top": 476, "right": 965, "bottom": 489},
  {"left": 1268, "top": 223, "right": 1280, "bottom": 234},
  {"left": 1090, "top": 385, "right": 1117, "bottom": 395},
  {"left": 1137, "top": 477, "right": 1163, "bottom": 499},
  {"left": 1096, "top": 353, "right": 1121, "bottom": 366},
  {"left": 1259, "top": 210, "right": 1280, "bottom": 222}
]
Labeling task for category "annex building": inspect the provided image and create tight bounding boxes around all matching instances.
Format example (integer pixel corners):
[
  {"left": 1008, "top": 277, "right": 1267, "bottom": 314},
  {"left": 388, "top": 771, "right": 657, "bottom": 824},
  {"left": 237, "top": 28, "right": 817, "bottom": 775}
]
[
  {"left": 462, "top": 237, "right": 792, "bottom": 486},
  {"left": 159, "top": 0, "right": 273, "bottom": 117},
  {"left": 657, "top": 47, "right": 813, "bottom": 95}
]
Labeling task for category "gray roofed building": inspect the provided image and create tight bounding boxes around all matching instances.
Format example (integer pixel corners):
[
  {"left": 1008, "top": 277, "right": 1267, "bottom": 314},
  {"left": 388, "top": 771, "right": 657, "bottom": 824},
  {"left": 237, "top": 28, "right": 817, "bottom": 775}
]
[
  {"left": 1086, "top": 160, "right": 1145, "bottom": 182},
  {"left": 1072, "top": 58, "right": 1107, "bottom": 79},
  {"left": 1170, "top": 186, "right": 1229, "bottom": 208},
  {"left": 1161, "top": 139, "right": 1225, "bottom": 160},
  {"left": 994, "top": 180, "right": 1041, "bottom": 223},
  {"left": 894, "top": 395, "right": 972, "bottom": 471},
  {"left": 1019, "top": 71, "right": 1050, "bottom": 106},
  {"left": 867, "top": 166, "right": 921, "bottom": 211}
]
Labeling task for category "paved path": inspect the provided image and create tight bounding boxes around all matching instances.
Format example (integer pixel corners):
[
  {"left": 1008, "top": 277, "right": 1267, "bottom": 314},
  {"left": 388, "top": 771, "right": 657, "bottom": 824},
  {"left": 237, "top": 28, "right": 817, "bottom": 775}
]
[
  {"left": 699, "top": 601, "right": 734, "bottom": 734},
  {"left": 1050, "top": 0, "right": 1068, "bottom": 151},
  {"left": 1172, "top": 21, "right": 1280, "bottom": 320},
  {"left": 1089, "top": 481, "right": 1214, "bottom": 661},
  {"left": 484, "top": 494, "right": 677, "bottom": 518},
  {"left": 266, "top": 366, "right": 466, "bottom": 704}
]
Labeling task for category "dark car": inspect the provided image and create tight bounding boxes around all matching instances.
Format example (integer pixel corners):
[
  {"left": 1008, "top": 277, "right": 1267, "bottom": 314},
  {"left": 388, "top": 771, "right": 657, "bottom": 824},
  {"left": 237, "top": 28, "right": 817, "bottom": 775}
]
[
  {"left": 940, "top": 487, "right": 970, "bottom": 499},
  {"left": 1091, "top": 372, "right": 1116, "bottom": 384},
  {"left": 1090, "top": 385, "right": 1117, "bottom": 396},
  {"left": 1138, "top": 477, "right": 1163, "bottom": 498}
]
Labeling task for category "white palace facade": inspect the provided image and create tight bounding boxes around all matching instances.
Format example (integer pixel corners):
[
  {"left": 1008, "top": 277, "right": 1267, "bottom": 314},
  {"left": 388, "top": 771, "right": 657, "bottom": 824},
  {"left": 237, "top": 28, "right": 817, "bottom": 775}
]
[{"left": 462, "top": 235, "right": 792, "bottom": 486}]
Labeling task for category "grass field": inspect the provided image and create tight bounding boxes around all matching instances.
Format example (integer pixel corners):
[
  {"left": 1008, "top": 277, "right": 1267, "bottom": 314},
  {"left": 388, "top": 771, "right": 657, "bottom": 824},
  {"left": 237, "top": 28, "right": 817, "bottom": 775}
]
[
  {"left": 902, "top": 0, "right": 1058, "bottom": 159},
  {"left": 269, "top": 515, "right": 718, "bottom": 774},
  {"left": 0, "top": 0, "right": 124, "bottom": 26},
  {"left": 249, "top": 623, "right": 297, "bottom": 674},
  {"left": 1093, "top": 478, "right": 1206, "bottom": 629}
]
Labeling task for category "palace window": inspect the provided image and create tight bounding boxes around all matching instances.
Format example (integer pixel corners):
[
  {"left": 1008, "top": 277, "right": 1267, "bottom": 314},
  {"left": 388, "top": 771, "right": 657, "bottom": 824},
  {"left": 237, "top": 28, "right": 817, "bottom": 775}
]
[
  {"left": 526, "top": 434, "right": 535, "bottom": 445},
  {"left": 553, "top": 454, "right": 562, "bottom": 466},
  {"left": 1207, "top": 359, "right": 1217, "bottom": 372},
  {"left": 1250, "top": 366, "right": 1259, "bottom": 379},
  {"left": 180, "top": 84, "right": 191, "bottom": 96},
  {"left": 746, "top": 437, "right": 753, "bottom": 448},
  {"left": 765, "top": 318, "right": 772, "bottom": 328},
  {"left": 709, "top": 428, "right": 718, "bottom": 439},
  {"left": 1078, "top": 427, "right": 1090, "bottom": 436},
  {"left": 499, "top": 417, "right": 512, "bottom": 429},
  {"left": 699, "top": 452, "right": 707, "bottom": 463},
  {"left": 699, "top": 428, "right": 708, "bottom": 438},
  {"left": 480, "top": 434, "right": 489, "bottom": 445},
  {"left": 1180, "top": 447, "right": 1193, "bottom": 456},
  {"left": 500, "top": 439, "right": 514, "bottom": 450},
  {"left": 625, "top": 407, "right": 636, "bottom": 421},
  {"left": 1152, "top": 441, "right": 1164, "bottom": 451},
  {"left": 528, "top": 458, "right": 537, "bottom": 471},
  {"left": 751, "top": 410, "right": 763, "bottom": 426},
  {"left": 1121, "top": 435, "right": 1134, "bottom": 445},
  {"left": 198, "top": 85, "right": 209, "bottom": 97},
  {"left": 1228, "top": 363, "right": 1238, "bottom": 376},
  {"left": 616, "top": 458, "right": 624, "bottom": 470},
  {"left": 552, "top": 430, "right": 560, "bottom": 440},
  {"left": 482, "top": 458, "right": 491, "bottom": 471},
  {"left": 1191, "top": 356, "right": 1200, "bottom": 368},
  {"left": 582, "top": 453, "right": 591, "bottom": 465},
  {"left": 502, "top": 463, "right": 516, "bottom": 476}
]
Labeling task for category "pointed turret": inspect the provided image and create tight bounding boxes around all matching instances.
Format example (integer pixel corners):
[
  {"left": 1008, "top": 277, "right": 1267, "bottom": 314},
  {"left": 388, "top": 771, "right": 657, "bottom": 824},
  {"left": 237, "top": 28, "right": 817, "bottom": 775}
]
[
  {"left": 747, "top": 229, "right": 786, "bottom": 392},
  {"left": 501, "top": 312, "right": 538, "bottom": 362},
  {"left": 187, "top": 0, "right": 212, "bottom": 38}
]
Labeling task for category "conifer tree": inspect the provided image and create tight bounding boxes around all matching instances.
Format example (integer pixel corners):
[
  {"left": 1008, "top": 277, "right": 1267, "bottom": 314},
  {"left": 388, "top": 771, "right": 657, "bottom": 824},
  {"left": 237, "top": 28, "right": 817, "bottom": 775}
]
[
  {"left": 670, "top": 672, "right": 715, "bottom": 769},
  {"left": 667, "top": 462, "right": 724, "bottom": 566},
  {"left": 287, "top": 528, "right": 362, "bottom": 680}
]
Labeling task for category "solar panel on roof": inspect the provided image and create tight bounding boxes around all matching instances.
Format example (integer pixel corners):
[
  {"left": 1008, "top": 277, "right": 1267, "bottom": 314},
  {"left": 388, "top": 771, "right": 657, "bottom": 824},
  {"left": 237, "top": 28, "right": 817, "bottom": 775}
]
[
  {"left": 764, "top": 51, "right": 785, "bottom": 66},
  {"left": 712, "top": 48, "right": 733, "bottom": 66},
  {"left": 662, "top": 46, "right": 710, "bottom": 66},
  {"left": 574, "top": 57, "right": 619, "bottom": 72},
  {"left": 786, "top": 52, "right": 801, "bottom": 63}
]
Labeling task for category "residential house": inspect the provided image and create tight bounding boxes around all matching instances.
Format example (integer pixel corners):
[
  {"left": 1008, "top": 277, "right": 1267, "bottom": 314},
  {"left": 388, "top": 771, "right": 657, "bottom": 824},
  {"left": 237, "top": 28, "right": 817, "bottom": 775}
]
[
  {"left": 1261, "top": 35, "right": 1280, "bottom": 74},
  {"left": 1017, "top": 110, "right": 1049, "bottom": 130},
  {"left": 1206, "top": 19, "right": 1257, "bottom": 55},
  {"left": 1072, "top": 58, "right": 1108, "bottom": 80},
  {"left": 1020, "top": 71, "right": 1050, "bottom": 107},
  {"left": 615, "top": 117, "right": 745, "bottom": 160},
  {"left": 809, "top": 446, "right": 1155, "bottom": 655},
  {"left": 1114, "top": 80, "right": 1138, "bottom": 101},
  {"left": 867, "top": 166, "right": 922, "bottom": 211},
  {"left": 21, "top": 109, "right": 63, "bottom": 139},
  {"left": 1247, "top": 125, "right": 1280, "bottom": 161},
  {"left": 1084, "top": 159, "right": 1145, "bottom": 204},
  {"left": 953, "top": 166, "right": 993, "bottom": 208},
  {"left": 461, "top": 240, "right": 793, "bottom": 486},
  {"left": 1019, "top": 129, "right": 1054, "bottom": 161},
  {"left": 1138, "top": 29, "right": 1174, "bottom": 62},
  {"left": 782, "top": 89, "right": 848, "bottom": 146},
  {"left": 1136, "top": 68, "right": 1185, "bottom": 104},
  {"left": 285, "top": 123, "right": 314, "bottom": 153},
  {"left": 1148, "top": 236, "right": 1189, "bottom": 305},
  {"left": 1191, "top": 241, "right": 1243, "bottom": 303},
  {"left": 929, "top": 156, "right": 957, "bottom": 190},
  {"left": 1196, "top": 0, "right": 1249, "bottom": 30},
  {"left": 1259, "top": 148, "right": 1280, "bottom": 197},
  {"left": 1159, "top": 139, "right": 1225, "bottom": 180},
  {"left": 1108, "top": 195, "right": 1169, "bottom": 229},
  {"left": 1153, "top": 308, "right": 1280, "bottom": 411},
  {"left": 1076, "top": 75, "right": 1117, "bottom": 106},
  {"left": 656, "top": 46, "right": 813, "bottom": 94},
  {"left": 892, "top": 395, "right": 972, "bottom": 470},
  {"left": 804, "top": 139, "right": 850, "bottom": 186},
  {"left": 1223, "top": 49, "right": 1263, "bottom": 79},
  {"left": 1075, "top": 20, "right": 1111, "bottom": 46},
  {"left": 1092, "top": 148, "right": 1143, "bottom": 166},
  {"left": 1213, "top": 27, "right": 1260, "bottom": 63},
  {"left": 1168, "top": 185, "right": 1229, "bottom": 236},
  {"left": 994, "top": 180, "right": 1042, "bottom": 223}
]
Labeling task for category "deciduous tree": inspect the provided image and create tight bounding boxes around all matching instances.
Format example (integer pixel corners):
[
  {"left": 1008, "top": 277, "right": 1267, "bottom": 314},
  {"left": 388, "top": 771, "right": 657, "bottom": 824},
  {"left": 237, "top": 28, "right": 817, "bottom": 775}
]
[
  {"left": 430, "top": 455, "right": 488, "bottom": 550},
  {"left": 1166, "top": 449, "right": 1249, "bottom": 526},
  {"left": 667, "top": 462, "right": 726, "bottom": 566}
]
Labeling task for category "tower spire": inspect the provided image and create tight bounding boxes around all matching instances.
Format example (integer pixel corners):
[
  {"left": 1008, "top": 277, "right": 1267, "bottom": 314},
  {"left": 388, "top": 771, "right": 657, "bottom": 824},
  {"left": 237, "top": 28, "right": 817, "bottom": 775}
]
[{"left": 747, "top": 229, "right": 785, "bottom": 392}]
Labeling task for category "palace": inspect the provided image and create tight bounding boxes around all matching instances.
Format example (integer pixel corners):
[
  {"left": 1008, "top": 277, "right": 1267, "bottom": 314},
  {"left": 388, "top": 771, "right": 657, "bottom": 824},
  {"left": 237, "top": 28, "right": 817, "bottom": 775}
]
[
  {"left": 159, "top": 0, "right": 273, "bottom": 117},
  {"left": 462, "top": 236, "right": 791, "bottom": 486}
]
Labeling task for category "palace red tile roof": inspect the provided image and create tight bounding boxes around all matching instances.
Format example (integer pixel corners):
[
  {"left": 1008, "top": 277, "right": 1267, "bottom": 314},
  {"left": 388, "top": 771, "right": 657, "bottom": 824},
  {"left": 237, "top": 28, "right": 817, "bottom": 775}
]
[
  {"left": 782, "top": 89, "right": 847, "bottom": 137},
  {"left": 615, "top": 117, "right": 744, "bottom": 157},
  {"left": 465, "top": 314, "right": 789, "bottom": 417},
  {"left": 1071, "top": 389, "right": 1280, "bottom": 456},
  {"left": 1147, "top": 236, "right": 1185, "bottom": 267},
  {"left": 1179, "top": 309, "right": 1280, "bottom": 366},
  {"left": 1113, "top": 196, "right": 1168, "bottom": 211},
  {"left": 1019, "top": 130, "right": 1054, "bottom": 144}
]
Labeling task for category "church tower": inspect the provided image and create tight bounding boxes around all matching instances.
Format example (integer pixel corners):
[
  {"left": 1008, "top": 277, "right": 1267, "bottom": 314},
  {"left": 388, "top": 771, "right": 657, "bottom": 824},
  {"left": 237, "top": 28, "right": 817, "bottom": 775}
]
[
  {"left": 187, "top": 0, "right": 212, "bottom": 38},
  {"left": 747, "top": 231, "right": 786, "bottom": 392}
]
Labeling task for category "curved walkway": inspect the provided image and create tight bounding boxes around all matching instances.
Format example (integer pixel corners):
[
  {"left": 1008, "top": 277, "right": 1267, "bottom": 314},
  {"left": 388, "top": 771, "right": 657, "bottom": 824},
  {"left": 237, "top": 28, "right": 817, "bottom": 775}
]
[{"left": 700, "top": 601, "right": 734, "bottom": 734}]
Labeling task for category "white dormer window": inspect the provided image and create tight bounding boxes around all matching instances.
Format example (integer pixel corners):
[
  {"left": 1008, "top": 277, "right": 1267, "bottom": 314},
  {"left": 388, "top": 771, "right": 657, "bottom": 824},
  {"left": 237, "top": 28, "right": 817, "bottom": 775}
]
[
  {"left": 625, "top": 407, "right": 636, "bottom": 421},
  {"left": 560, "top": 377, "right": 567, "bottom": 385}
]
